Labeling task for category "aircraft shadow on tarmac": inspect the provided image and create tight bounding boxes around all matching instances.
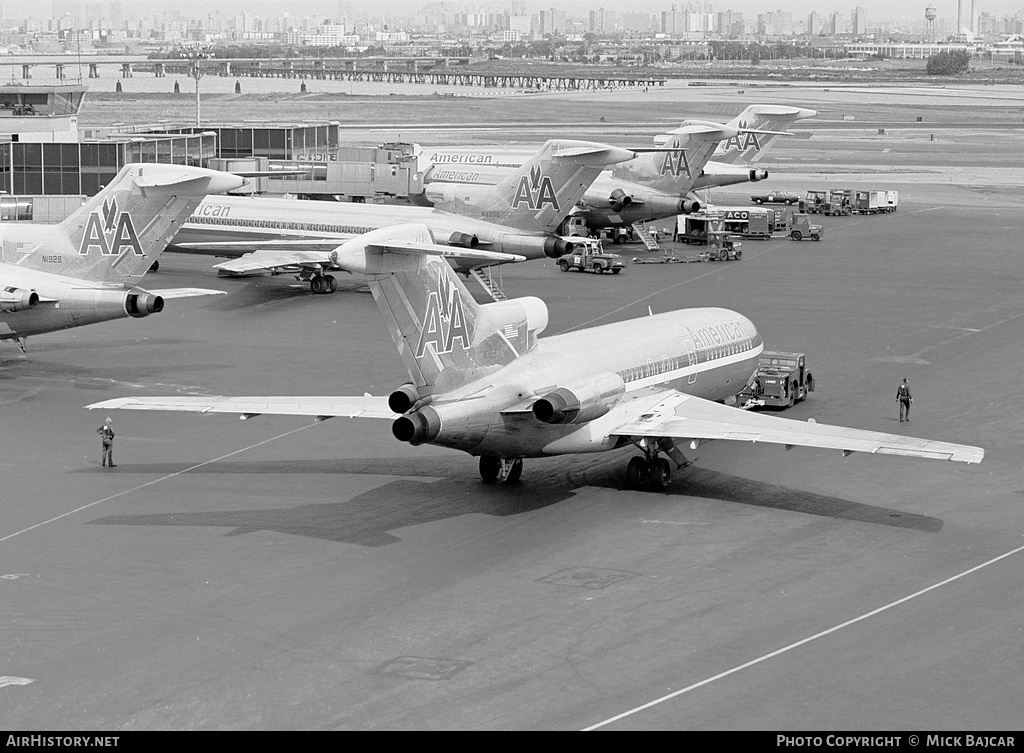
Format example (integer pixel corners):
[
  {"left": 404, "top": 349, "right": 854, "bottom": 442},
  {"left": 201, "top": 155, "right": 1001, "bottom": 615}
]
[
  {"left": 0, "top": 349, "right": 224, "bottom": 390},
  {"left": 203, "top": 276, "right": 371, "bottom": 310},
  {"left": 86, "top": 455, "right": 942, "bottom": 547}
]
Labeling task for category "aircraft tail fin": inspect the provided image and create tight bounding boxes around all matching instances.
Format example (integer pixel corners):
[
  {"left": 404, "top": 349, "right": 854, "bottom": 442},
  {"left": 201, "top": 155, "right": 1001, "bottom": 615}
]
[
  {"left": 12, "top": 164, "right": 244, "bottom": 283},
  {"left": 615, "top": 124, "right": 735, "bottom": 194},
  {"left": 714, "top": 104, "right": 817, "bottom": 163},
  {"left": 334, "top": 223, "right": 549, "bottom": 397},
  {"left": 431, "top": 139, "right": 635, "bottom": 234}
]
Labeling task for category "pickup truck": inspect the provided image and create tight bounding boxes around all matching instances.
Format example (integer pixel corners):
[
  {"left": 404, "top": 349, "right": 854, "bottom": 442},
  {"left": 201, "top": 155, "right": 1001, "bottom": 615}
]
[{"left": 750, "top": 190, "right": 801, "bottom": 206}]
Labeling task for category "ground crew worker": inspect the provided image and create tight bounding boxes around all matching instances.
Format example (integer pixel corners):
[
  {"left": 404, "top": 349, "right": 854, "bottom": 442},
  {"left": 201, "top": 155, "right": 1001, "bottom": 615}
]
[
  {"left": 96, "top": 417, "right": 116, "bottom": 467},
  {"left": 896, "top": 378, "right": 912, "bottom": 422}
]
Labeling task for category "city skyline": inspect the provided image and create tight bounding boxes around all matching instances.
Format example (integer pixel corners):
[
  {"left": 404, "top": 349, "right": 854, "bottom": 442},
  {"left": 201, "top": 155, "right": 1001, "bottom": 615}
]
[{"left": 0, "top": 1, "right": 1021, "bottom": 25}]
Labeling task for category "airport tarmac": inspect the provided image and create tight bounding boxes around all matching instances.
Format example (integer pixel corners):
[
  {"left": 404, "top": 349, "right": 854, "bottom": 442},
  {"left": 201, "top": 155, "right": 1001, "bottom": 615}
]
[{"left": 2, "top": 87, "right": 1023, "bottom": 730}]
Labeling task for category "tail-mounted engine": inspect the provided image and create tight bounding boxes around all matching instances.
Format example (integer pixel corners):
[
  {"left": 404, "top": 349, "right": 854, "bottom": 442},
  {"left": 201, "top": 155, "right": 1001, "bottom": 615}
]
[
  {"left": 0, "top": 286, "right": 39, "bottom": 313},
  {"left": 532, "top": 372, "right": 626, "bottom": 425},
  {"left": 608, "top": 188, "right": 633, "bottom": 212},
  {"left": 749, "top": 169, "right": 769, "bottom": 181},
  {"left": 125, "top": 292, "right": 164, "bottom": 318},
  {"left": 392, "top": 406, "right": 441, "bottom": 446}
]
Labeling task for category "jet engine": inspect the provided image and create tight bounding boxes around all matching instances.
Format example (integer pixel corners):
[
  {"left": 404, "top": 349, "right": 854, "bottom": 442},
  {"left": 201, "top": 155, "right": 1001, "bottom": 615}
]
[
  {"left": 608, "top": 188, "right": 633, "bottom": 212},
  {"left": 447, "top": 232, "right": 480, "bottom": 248},
  {"left": 0, "top": 286, "right": 39, "bottom": 313},
  {"left": 392, "top": 405, "right": 441, "bottom": 446},
  {"left": 388, "top": 383, "right": 421, "bottom": 415},
  {"left": 643, "top": 195, "right": 700, "bottom": 217},
  {"left": 125, "top": 292, "right": 164, "bottom": 318},
  {"left": 749, "top": 169, "right": 769, "bottom": 182},
  {"left": 539, "top": 236, "right": 576, "bottom": 259},
  {"left": 532, "top": 372, "right": 626, "bottom": 425}
]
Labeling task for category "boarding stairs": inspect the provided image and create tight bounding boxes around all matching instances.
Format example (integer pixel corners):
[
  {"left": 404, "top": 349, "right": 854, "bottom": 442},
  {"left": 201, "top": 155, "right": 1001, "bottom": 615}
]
[
  {"left": 632, "top": 222, "right": 661, "bottom": 251},
  {"left": 471, "top": 266, "right": 508, "bottom": 302}
]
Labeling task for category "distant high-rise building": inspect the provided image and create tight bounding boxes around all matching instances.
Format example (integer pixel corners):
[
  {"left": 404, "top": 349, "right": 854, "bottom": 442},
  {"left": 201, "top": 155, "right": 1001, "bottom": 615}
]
[{"left": 851, "top": 6, "right": 866, "bottom": 36}]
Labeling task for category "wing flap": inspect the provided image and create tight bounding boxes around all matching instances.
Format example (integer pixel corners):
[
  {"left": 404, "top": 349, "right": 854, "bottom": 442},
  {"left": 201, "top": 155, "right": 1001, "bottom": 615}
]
[
  {"left": 611, "top": 392, "right": 984, "bottom": 464},
  {"left": 86, "top": 396, "right": 396, "bottom": 419},
  {"left": 142, "top": 288, "right": 227, "bottom": 299},
  {"left": 213, "top": 250, "right": 336, "bottom": 274}
]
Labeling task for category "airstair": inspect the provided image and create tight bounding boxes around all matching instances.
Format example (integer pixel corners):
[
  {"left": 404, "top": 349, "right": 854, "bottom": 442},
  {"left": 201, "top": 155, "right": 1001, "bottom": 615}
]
[
  {"left": 471, "top": 266, "right": 508, "bottom": 302},
  {"left": 631, "top": 222, "right": 661, "bottom": 251}
]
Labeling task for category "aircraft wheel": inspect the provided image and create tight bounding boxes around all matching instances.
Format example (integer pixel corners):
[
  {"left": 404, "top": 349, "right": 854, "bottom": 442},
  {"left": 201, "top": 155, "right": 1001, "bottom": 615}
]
[
  {"left": 626, "top": 457, "right": 648, "bottom": 490},
  {"left": 326, "top": 275, "right": 337, "bottom": 293},
  {"left": 648, "top": 458, "right": 671, "bottom": 492},
  {"left": 505, "top": 457, "right": 523, "bottom": 484},
  {"left": 790, "top": 231, "right": 802, "bottom": 241},
  {"left": 148, "top": 260, "right": 160, "bottom": 273},
  {"left": 479, "top": 455, "right": 501, "bottom": 483},
  {"left": 310, "top": 276, "right": 326, "bottom": 294},
  {"left": 811, "top": 234, "right": 820, "bottom": 241}
]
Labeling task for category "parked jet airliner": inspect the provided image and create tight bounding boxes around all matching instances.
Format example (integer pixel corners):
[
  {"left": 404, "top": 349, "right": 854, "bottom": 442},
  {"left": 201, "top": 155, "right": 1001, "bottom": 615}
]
[
  {"left": 1, "top": 163, "right": 243, "bottom": 351},
  {"left": 169, "top": 140, "right": 636, "bottom": 291},
  {"left": 90, "top": 223, "right": 983, "bottom": 489}
]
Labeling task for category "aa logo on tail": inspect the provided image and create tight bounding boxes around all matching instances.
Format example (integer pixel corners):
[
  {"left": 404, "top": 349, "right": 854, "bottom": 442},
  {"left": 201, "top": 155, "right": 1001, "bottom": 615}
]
[
  {"left": 512, "top": 164, "right": 559, "bottom": 211},
  {"left": 721, "top": 120, "right": 762, "bottom": 154},
  {"left": 659, "top": 149, "right": 692, "bottom": 178},
  {"left": 415, "top": 266, "right": 473, "bottom": 358},
  {"left": 78, "top": 197, "right": 144, "bottom": 257}
]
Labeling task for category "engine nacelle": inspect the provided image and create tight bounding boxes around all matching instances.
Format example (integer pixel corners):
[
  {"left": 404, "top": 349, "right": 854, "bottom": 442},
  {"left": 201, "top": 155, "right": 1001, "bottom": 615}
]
[
  {"left": 0, "top": 286, "right": 39, "bottom": 313},
  {"left": 543, "top": 236, "right": 576, "bottom": 259},
  {"left": 448, "top": 232, "right": 479, "bottom": 248},
  {"left": 608, "top": 188, "right": 633, "bottom": 212},
  {"left": 388, "top": 384, "right": 421, "bottom": 415},
  {"left": 532, "top": 372, "right": 626, "bottom": 426},
  {"left": 392, "top": 406, "right": 441, "bottom": 446},
  {"left": 749, "top": 169, "right": 769, "bottom": 182},
  {"left": 643, "top": 195, "right": 700, "bottom": 217},
  {"left": 125, "top": 292, "right": 164, "bottom": 318}
]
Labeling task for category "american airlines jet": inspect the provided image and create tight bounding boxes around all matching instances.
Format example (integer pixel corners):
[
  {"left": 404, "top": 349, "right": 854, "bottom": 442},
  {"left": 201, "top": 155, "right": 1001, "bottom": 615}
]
[
  {"left": 1, "top": 164, "right": 242, "bottom": 351},
  {"left": 90, "top": 223, "right": 983, "bottom": 490}
]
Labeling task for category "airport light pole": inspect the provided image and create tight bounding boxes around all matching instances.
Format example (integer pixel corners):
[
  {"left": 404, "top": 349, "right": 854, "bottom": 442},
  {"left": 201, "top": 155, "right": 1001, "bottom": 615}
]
[{"left": 181, "top": 44, "right": 214, "bottom": 127}]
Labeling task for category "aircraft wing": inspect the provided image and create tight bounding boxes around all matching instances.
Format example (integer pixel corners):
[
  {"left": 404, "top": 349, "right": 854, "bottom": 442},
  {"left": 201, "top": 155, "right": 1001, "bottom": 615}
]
[
  {"left": 609, "top": 391, "right": 984, "bottom": 464},
  {"left": 87, "top": 395, "right": 396, "bottom": 419}
]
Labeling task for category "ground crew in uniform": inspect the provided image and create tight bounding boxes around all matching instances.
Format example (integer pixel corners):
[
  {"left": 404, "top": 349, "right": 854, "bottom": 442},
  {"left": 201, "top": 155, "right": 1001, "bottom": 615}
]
[
  {"left": 96, "top": 417, "right": 116, "bottom": 467},
  {"left": 896, "top": 378, "right": 912, "bottom": 422}
]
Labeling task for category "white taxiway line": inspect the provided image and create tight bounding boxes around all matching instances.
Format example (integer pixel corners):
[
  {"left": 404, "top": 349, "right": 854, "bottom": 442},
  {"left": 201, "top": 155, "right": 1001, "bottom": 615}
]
[
  {"left": 582, "top": 541, "right": 1024, "bottom": 731},
  {"left": 0, "top": 424, "right": 316, "bottom": 545}
]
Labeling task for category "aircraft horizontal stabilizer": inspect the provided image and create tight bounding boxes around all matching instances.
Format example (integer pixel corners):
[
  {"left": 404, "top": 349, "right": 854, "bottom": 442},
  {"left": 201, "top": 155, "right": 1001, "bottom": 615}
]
[
  {"left": 133, "top": 166, "right": 245, "bottom": 195},
  {"left": 86, "top": 395, "right": 396, "bottom": 419},
  {"left": 213, "top": 249, "right": 337, "bottom": 275},
  {"left": 140, "top": 287, "right": 227, "bottom": 299},
  {"left": 607, "top": 391, "right": 984, "bottom": 465},
  {"left": 363, "top": 240, "right": 525, "bottom": 264},
  {"left": 552, "top": 144, "right": 636, "bottom": 165}
]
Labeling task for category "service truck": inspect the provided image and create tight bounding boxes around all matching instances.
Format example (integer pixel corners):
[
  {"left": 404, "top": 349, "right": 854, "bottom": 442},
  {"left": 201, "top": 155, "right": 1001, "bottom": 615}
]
[
  {"left": 705, "top": 230, "right": 742, "bottom": 261},
  {"left": 825, "top": 188, "right": 853, "bottom": 216},
  {"left": 556, "top": 239, "right": 625, "bottom": 274},
  {"left": 804, "top": 190, "right": 828, "bottom": 214},
  {"left": 788, "top": 213, "right": 823, "bottom": 241},
  {"left": 737, "top": 351, "right": 815, "bottom": 409},
  {"left": 677, "top": 207, "right": 791, "bottom": 243}
]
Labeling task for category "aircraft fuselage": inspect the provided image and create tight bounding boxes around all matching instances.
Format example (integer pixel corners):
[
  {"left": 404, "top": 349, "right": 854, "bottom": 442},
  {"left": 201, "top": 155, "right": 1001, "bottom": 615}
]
[{"left": 411, "top": 306, "right": 762, "bottom": 459}]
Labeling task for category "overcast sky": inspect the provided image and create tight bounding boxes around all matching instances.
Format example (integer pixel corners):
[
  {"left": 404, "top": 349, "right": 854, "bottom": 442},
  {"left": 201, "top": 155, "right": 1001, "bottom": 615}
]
[{"left": 6, "top": 0, "right": 1022, "bottom": 23}]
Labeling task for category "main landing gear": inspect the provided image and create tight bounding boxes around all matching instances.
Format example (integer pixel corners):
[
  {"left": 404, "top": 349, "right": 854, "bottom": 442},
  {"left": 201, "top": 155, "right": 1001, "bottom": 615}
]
[
  {"left": 624, "top": 438, "right": 692, "bottom": 491},
  {"left": 479, "top": 455, "right": 523, "bottom": 484},
  {"left": 310, "top": 274, "right": 337, "bottom": 294}
]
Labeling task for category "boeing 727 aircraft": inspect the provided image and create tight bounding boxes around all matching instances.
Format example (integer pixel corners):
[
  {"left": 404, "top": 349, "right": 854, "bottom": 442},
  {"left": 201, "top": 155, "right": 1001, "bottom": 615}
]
[
  {"left": 170, "top": 139, "right": 635, "bottom": 292},
  {"left": 90, "top": 223, "right": 984, "bottom": 490},
  {"left": 1, "top": 163, "right": 243, "bottom": 351}
]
